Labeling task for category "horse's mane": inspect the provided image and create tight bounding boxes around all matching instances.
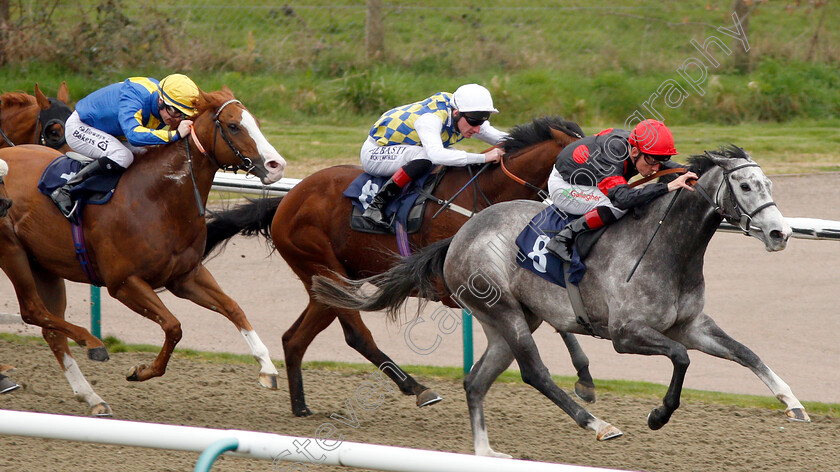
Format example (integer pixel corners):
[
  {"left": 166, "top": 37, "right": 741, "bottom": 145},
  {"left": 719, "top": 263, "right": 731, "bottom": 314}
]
[
  {"left": 686, "top": 144, "right": 751, "bottom": 176},
  {"left": 501, "top": 116, "right": 585, "bottom": 155},
  {"left": 0, "top": 92, "right": 35, "bottom": 107},
  {"left": 195, "top": 88, "right": 235, "bottom": 115}
]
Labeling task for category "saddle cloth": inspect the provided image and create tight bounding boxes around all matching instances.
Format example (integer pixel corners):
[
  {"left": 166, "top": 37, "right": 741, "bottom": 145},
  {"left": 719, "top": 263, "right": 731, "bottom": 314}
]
[
  {"left": 515, "top": 205, "right": 589, "bottom": 288},
  {"left": 37, "top": 155, "right": 122, "bottom": 206},
  {"left": 344, "top": 171, "right": 438, "bottom": 235}
]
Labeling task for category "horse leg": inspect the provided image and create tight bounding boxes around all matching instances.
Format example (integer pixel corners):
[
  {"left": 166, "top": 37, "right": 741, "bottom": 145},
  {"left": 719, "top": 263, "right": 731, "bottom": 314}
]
[
  {"left": 30, "top": 268, "right": 111, "bottom": 416},
  {"left": 166, "top": 265, "right": 280, "bottom": 389},
  {"left": 676, "top": 312, "right": 809, "bottom": 422},
  {"left": 109, "top": 276, "right": 182, "bottom": 381},
  {"left": 0, "top": 234, "right": 107, "bottom": 360},
  {"left": 42, "top": 328, "right": 112, "bottom": 416},
  {"left": 611, "top": 321, "right": 691, "bottom": 430},
  {"left": 282, "top": 301, "right": 340, "bottom": 416},
  {"left": 465, "top": 323, "right": 517, "bottom": 457},
  {"left": 336, "top": 310, "right": 442, "bottom": 408},
  {"left": 481, "top": 304, "right": 621, "bottom": 441},
  {"left": 560, "top": 332, "right": 596, "bottom": 403}
]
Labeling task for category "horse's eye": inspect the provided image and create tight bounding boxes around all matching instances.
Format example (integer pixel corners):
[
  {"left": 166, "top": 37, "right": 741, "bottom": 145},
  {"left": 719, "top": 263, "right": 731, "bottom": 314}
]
[
  {"left": 227, "top": 123, "right": 239, "bottom": 133},
  {"left": 740, "top": 183, "right": 751, "bottom": 192}
]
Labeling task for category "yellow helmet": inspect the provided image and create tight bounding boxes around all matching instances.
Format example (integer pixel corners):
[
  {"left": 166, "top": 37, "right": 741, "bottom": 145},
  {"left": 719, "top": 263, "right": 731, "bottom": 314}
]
[{"left": 158, "top": 74, "right": 199, "bottom": 116}]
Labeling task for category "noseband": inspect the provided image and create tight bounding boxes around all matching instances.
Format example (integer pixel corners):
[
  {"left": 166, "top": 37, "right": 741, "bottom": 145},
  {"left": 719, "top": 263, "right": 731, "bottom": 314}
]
[{"left": 696, "top": 162, "right": 778, "bottom": 234}]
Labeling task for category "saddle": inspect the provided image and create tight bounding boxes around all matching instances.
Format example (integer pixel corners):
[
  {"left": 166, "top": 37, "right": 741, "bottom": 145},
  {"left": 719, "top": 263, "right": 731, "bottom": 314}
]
[
  {"left": 344, "top": 170, "right": 444, "bottom": 235},
  {"left": 515, "top": 204, "right": 606, "bottom": 288},
  {"left": 38, "top": 153, "right": 123, "bottom": 221}
]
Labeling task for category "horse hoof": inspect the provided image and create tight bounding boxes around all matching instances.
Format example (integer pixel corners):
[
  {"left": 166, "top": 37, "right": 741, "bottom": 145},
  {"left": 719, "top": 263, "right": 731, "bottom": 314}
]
[
  {"left": 416, "top": 388, "right": 442, "bottom": 408},
  {"left": 258, "top": 373, "right": 281, "bottom": 390},
  {"left": 646, "top": 409, "right": 669, "bottom": 430},
  {"left": 574, "top": 380, "right": 596, "bottom": 404},
  {"left": 477, "top": 449, "right": 513, "bottom": 459},
  {"left": 786, "top": 408, "right": 811, "bottom": 423},
  {"left": 88, "top": 346, "right": 110, "bottom": 362},
  {"left": 293, "top": 406, "right": 313, "bottom": 417},
  {"left": 596, "top": 423, "right": 623, "bottom": 441},
  {"left": 126, "top": 364, "right": 148, "bottom": 382},
  {"left": 0, "top": 364, "right": 16, "bottom": 374},
  {"left": 91, "top": 402, "right": 112, "bottom": 417}
]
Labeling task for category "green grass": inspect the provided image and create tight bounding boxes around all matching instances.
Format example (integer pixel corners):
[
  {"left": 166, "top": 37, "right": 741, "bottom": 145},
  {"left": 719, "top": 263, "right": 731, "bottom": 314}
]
[{"left": 3, "top": 332, "right": 837, "bottom": 418}]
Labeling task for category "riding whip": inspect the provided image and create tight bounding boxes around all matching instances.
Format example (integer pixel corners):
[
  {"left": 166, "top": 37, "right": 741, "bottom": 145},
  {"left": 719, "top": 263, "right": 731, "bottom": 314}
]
[
  {"left": 625, "top": 188, "right": 682, "bottom": 283},
  {"left": 432, "top": 162, "right": 491, "bottom": 219}
]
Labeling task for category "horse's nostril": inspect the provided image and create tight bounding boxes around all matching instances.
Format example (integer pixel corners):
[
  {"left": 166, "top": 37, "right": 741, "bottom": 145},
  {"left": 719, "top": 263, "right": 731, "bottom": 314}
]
[{"left": 770, "top": 230, "right": 784, "bottom": 241}]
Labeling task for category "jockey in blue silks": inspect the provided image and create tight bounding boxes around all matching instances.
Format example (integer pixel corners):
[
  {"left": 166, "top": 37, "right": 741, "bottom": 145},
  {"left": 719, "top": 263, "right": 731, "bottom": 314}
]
[{"left": 52, "top": 74, "right": 200, "bottom": 220}]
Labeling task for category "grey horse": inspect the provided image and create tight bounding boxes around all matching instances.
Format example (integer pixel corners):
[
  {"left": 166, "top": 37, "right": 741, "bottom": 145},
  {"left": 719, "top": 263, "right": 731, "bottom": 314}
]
[{"left": 310, "top": 146, "right": 810, "bottom": 458}]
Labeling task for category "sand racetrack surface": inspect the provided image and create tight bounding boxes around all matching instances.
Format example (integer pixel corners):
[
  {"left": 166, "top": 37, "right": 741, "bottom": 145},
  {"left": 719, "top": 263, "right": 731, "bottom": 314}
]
[{"left": 1, "top": 172, "right": 838, "bottom": 471}]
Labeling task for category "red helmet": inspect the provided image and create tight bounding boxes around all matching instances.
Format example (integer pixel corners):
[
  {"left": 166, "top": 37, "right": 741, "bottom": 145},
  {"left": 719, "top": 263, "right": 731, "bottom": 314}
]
[{"left": 628, "top": 119, "right": 678, "bottom": 156}]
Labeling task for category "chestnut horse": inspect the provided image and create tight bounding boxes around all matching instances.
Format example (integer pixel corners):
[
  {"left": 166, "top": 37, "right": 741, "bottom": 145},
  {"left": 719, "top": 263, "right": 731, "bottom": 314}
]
[
  {"left": 204, "top": 117, "right": 593, "bottom": 416},
  {"left": 0, "top": 83, "right": 72, "bottom": 151},
  {"left": 0, "top": 87, "right": 286, "bottom": 416}
]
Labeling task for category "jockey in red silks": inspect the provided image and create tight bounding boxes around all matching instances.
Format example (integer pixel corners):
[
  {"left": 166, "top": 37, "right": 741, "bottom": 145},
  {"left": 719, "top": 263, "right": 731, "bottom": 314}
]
[{"left": 545, "top": 119, "right": 697, "bottom": 262}]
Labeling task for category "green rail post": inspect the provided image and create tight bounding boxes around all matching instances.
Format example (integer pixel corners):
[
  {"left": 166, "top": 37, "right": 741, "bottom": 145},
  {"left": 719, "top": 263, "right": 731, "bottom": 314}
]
[
  {"left": 193, "top": 437, "right": 239, "bottom": 472},
  {"left": 90, "top": 286, "right": 101, "bottom": 339},
  {"left": 462, "top": 309, "right": 473, "bottom": 374}
]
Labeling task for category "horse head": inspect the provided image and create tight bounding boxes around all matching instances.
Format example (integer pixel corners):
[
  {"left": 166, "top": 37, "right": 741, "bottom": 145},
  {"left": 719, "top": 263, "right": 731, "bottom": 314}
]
[
  {"left": 0, "top": 158, "right": 11, "bottom": 217},
  {"left": 34, "top": 82, "right": 72, "bottom": 151},
  {"left": 192, "top": 86, "right": 286, "bottom": 184},
  {"left": 694, "top": 145, "right": 791, "bottom": 252}
]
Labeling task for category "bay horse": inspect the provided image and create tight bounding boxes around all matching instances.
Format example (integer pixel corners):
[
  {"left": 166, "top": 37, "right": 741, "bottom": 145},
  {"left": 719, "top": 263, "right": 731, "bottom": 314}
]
[
  {"left": 0, "top": 87, "right": 286, "bottom": 416},
  {"left": 0, "top": 83, "right": 72, "bottom": 151},
  {"left": 310, "top": 146, "right": 810, "bottom": 457},
  {"left": 203, "top": 116, "right": 598, "bottom": 417}
]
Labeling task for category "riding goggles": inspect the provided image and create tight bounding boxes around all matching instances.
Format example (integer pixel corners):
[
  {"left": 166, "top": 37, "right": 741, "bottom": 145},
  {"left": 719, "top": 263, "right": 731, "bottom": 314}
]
[
  {"left": 642, "top": 153, "right": 671, "bottom": 166},
  {"left": 461, "top": 111, "right": 491, "bottom": 127},
  {"left": 162, "top": 104, "right": 186, "bottom": 120}
]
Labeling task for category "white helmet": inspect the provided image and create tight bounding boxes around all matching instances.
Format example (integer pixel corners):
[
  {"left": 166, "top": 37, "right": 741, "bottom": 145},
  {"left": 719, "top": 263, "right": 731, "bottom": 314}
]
[{"left": 451, "top": 84, "right": 498, "bottom": 113}]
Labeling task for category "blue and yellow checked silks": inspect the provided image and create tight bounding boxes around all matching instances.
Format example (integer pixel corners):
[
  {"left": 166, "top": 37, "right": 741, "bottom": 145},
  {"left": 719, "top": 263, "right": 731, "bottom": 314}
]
[{"left": 369, "top": 92, "right": 465, "bottom": 147}]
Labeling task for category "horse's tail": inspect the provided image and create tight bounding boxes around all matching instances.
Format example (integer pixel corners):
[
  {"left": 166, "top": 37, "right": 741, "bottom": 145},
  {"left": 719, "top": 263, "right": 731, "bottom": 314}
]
[
  {"left": 203, "top": 196, "right": 283, "bottom": 258},
  {"left": 311, "top": 236, "right": 453, "bottom": 322}
]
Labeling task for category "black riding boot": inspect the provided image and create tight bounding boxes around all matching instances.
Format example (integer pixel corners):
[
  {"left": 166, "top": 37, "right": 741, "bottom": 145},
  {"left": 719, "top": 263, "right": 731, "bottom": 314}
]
[
  {"left": 50, "top": 157, "right": 121, "bottom": 222},
  {"left": 361, "top": 177, "right": 403, "bottom": 227},
  {"left": 545, "top": 216, "right": 592, "bottom": 263}
]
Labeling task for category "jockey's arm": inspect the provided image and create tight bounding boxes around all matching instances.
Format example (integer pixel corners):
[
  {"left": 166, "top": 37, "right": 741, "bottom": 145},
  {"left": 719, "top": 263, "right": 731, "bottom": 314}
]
[
  {"left": 602, "top": 176, "right": 669, "bottom": 210},
  {"left": 118, "top": 86, "right": 179, "bottom": 147},
  {"left": 474, "top": 121, "right": 509, "bottom": 146},
  {"left": 415, "top": 113, "right": 486, "bottom": 167}
]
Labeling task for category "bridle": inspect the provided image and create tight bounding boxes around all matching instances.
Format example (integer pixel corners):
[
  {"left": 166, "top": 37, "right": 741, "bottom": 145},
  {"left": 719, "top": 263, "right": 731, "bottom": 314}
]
[
  {"left": 693, "top": 160, "right": 778, "bottom": 235},
  {"left": 0, "top": 98, "right": 70, "bottom": 149},
  {"left": 184, "top": 98, "right": 267, "bottom": 216}
]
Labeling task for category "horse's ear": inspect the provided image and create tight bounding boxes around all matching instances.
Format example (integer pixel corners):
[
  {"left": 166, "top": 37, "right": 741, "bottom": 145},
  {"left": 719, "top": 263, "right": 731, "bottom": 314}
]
[
  {"left": 221, "top": 85, "right": 234, "bottom": 97},
  {"left": 34, "top": 83, "right": 50, "bottom": 110},
  {"left": 549, "top": 127, "right": 574, "bottom": 145},
  {"left": 57, "top": 82, "right": 70, "bottom": 104}
]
